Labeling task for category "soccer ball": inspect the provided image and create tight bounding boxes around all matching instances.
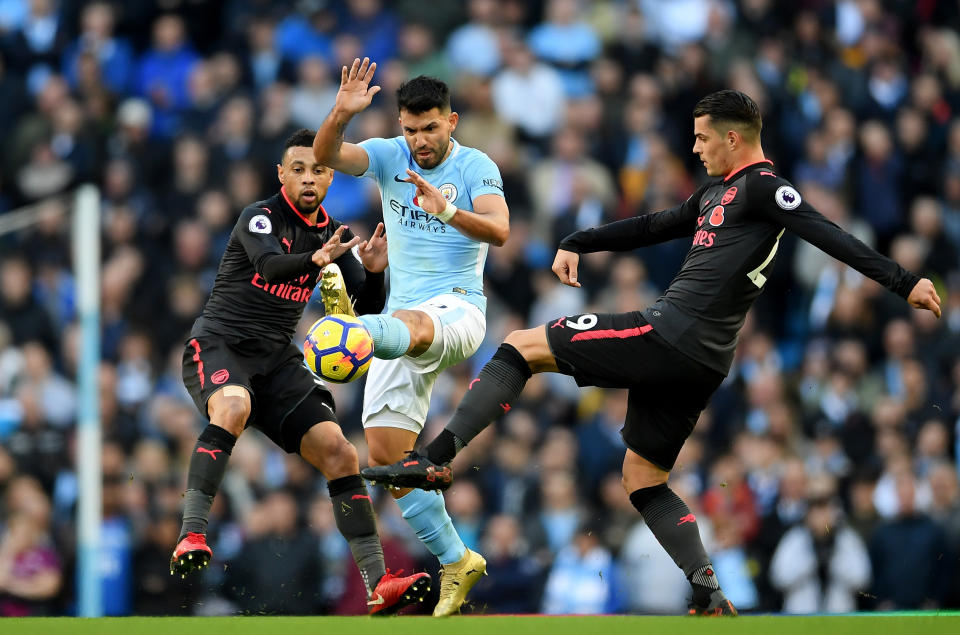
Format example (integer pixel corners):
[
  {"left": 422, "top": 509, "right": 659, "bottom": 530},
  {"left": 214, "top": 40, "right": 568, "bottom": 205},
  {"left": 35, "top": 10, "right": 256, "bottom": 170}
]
[{"left": 303, "top": 314, "right": 374, "bottom": 383}]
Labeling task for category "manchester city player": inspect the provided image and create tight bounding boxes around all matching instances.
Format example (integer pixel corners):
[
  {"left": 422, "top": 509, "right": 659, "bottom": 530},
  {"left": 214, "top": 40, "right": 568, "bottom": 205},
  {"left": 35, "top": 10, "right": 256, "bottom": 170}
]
[{"left": 313, "top": 58, "right": 509, "bottom": 616}]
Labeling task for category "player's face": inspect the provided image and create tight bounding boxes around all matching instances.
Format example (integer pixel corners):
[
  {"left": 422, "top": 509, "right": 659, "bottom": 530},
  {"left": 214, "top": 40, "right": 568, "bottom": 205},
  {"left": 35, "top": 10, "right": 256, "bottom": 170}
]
[
  {"left": 399, "top": 107, "right": 458, "bottom": 169},
  {"left": 278, "top": 146, "right": 334, "bottom": 213},
  {"left": 693, "top": 115, "right": 731, "bottom": 178}
]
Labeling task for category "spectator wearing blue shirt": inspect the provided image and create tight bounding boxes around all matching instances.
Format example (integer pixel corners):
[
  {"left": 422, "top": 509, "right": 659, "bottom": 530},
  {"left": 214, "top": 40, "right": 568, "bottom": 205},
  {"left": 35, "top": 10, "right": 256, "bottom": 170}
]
[
  {"left": 527, "top": 0, "right": 600, "bottom": 99},
  {"left": 62, "top": 2, "right": 134, "bottom": 95},
  {"left": 136, "top": 15, "right": 199, "bottom": 139}
]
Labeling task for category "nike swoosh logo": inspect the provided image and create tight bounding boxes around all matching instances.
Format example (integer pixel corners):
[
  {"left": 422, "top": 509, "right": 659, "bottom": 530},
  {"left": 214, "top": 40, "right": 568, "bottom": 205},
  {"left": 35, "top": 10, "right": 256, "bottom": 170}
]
[
  {"left": 394, "top": 174, "right": 407, "bottom": 183},
  {"left": 367, "top": 595, "right": 385, "bottom": 606}
]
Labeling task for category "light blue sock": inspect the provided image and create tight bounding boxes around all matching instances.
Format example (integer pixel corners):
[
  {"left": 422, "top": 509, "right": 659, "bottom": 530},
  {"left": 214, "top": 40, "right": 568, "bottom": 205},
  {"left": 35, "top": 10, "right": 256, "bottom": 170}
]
[
  {"left": 359, "top": 314, "right": 411, "bottom": 359},
  {"left": 395, "top": 488, "right": 466, "bottom": 565}
]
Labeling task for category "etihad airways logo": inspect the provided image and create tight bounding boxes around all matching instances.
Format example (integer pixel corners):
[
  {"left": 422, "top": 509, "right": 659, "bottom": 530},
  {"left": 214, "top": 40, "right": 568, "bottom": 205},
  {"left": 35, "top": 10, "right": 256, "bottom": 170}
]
[{"left": 388, "top": 199, "right": 448, "bottom": 233}]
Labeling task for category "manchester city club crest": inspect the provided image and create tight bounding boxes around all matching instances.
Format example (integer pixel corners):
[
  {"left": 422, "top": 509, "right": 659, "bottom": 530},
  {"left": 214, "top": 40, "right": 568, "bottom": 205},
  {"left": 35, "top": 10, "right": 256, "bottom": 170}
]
[{"left": 439, "top": 183, "right": 458, "bottom": 202}]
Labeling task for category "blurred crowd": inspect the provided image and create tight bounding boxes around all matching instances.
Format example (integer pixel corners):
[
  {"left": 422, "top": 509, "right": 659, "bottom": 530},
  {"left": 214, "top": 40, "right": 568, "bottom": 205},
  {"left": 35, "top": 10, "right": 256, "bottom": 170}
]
[{"left": 0, "top": 0, "right": 960, "bottom": 616}]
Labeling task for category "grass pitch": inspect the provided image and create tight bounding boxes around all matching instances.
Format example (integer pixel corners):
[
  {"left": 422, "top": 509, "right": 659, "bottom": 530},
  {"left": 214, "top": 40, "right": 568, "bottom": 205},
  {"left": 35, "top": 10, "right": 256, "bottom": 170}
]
[{"left": 3, "top": 614, "right": 960, "bottom": 635}]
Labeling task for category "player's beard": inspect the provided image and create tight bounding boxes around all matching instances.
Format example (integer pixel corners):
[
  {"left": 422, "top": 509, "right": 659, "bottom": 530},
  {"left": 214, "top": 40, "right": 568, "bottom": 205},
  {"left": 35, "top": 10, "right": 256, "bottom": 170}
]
[
  {"left": 413, "top": 138, "right": 449, "bottom": 169},
  {"left": 296, "top": 189, "right": 320, "bottom": 214}
]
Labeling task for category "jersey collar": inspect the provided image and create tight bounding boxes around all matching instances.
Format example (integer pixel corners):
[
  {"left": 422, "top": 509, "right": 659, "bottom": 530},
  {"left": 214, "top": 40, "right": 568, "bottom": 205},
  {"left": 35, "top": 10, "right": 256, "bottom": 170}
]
[
  {"left": 724, "top": 159, "right": 774, "bottom": 183},
  {"left": 280, "top": 186, "right": 330, "bottom": 228}
]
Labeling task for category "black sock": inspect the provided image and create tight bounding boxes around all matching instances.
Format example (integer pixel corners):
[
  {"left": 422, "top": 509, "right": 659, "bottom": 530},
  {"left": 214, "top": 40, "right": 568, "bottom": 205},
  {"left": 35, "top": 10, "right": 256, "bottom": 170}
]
[
  {"left": 629, "top": 484, "right": 718, "bottom": 606},
  {"left": 180, "top": 424, "right": 237, "bottom": 539},
  {"left": 328, "top": 474, "right": 385, "bottom": 594},
  {"left": 425, "top": 343, "right": 531, "bottom": 464}
]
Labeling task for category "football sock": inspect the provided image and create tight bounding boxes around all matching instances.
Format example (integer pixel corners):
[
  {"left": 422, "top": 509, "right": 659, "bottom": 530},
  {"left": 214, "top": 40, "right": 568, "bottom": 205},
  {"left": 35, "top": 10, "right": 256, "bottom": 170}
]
[
  {"left": 328, "top": 474, "right": 386, "bottom": 594},
  {"left": 425, "top": 343, "right": 531, "bottom": 464},
  {"left": 180, "top": 424, "right": 237, "bottom": 539},
  {"left": 395, "top": 488, "right": 466, "bottom": 565},
  {"left": 359, "top": 314, "right": 411, "bottom": 359},
  {"left": 629, "top": 484, "right": 718, "bottom": 606}
]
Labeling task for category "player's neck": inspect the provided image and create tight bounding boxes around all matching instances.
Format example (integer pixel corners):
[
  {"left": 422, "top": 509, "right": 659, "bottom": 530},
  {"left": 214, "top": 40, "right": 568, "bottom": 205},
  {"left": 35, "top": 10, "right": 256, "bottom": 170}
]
[{"left": 723, "top": 150, "right": 769, "bottom": 180}]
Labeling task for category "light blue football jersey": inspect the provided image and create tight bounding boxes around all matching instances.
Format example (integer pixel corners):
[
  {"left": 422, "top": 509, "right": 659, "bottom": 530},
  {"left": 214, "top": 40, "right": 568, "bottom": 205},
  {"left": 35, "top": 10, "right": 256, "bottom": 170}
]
[{"left": 359, "top": 136, "right": 505, "bottom": 313}]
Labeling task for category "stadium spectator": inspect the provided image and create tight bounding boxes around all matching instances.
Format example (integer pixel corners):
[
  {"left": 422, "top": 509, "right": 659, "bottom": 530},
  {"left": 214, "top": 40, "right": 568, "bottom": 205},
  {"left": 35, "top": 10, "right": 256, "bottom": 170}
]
[
  {"left": 870, "top": 469, "right": 952, "bottom": 609},
  {"left": 769, "top": 475, "right": 871, "bottom": 614}
]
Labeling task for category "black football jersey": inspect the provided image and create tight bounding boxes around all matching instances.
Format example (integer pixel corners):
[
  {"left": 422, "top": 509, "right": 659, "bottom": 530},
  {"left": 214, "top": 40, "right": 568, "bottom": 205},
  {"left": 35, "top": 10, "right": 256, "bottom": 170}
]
[
  {"left": 192, "top": 189, "right": 384, "bottom": 346},
  {"left": 560, "top": 161, "right": 920, "bottom": 374}
]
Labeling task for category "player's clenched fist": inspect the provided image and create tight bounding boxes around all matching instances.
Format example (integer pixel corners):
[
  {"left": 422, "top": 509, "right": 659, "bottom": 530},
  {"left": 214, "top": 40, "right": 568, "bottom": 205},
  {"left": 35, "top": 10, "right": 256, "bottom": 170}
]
[
  {"left": 552, "top": 249, "right": 581, "bottom": 288},
  {"left": 907, "top": 278, "right": 942, "bottom": 318}
]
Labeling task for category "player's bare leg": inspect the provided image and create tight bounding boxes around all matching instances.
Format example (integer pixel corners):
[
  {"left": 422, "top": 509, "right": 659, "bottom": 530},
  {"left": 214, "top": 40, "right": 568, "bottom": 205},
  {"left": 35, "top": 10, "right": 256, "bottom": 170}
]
[
  {"left": 362, "top": 311, "right": 486, "bottom": 616},
  {"left": 300, "top": 419, "right": 430, "bottom": 615},
  {"left": 171, "top": 387, "right": 248, "bottom": 577},
  {"left": 365, "top": 418, "right": 485, "bottom": 616},
  {"left": 363, "top": 325, "right": 553, "bottom": 491},
  {"left": 623, "top": 451, "right": 736, "bottom": 616}
]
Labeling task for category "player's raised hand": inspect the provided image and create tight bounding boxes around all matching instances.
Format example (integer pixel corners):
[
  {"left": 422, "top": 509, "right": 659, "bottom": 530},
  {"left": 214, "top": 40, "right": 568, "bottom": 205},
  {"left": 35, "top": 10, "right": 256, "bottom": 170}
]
[
  {"left": 358, "top": 222, "right": 388, "bottom": 273},
  {"left": 335, "top": 57, "right": 381, "bottom": 115},
  {"left": 907, "top": 278, "right": 942, "bottom": 318},
  {"left": 404, "top": 169, "right": 447, "bottom": 216},
  {"left": 313, "top": 225, "right": 361, "bottom": 268},
  {"left": 552, "top": 249, "right": 581, "bottom": 288}
]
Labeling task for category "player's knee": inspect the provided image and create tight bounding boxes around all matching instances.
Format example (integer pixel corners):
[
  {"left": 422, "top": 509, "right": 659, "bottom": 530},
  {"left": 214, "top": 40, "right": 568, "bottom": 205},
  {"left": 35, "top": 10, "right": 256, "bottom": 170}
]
[
  {"left": 622, "top": 467, "right": 669, "bottom": 493},
  {"left": 211, "top": 397, "right": 250, "bottom": 436},
  {"left": 326, "top": 436, "right": 358, "bottom": 476},
  {"left": 392, "top": 309, "right": 431, "bottom": 349},
  {"left": 302, "top": 425, "right": 358, "bottom": 477},
  {"left": 503, "top": 329, "right": 544, "bottom": 365}
]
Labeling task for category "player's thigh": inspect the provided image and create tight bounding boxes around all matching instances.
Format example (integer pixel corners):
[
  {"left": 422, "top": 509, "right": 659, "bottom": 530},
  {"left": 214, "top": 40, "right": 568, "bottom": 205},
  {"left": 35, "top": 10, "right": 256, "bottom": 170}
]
[
  {"left": 620, "top": 364, "right": 723, "bottom": 473},
  {"left": 362, "top": 356, "right": 440, "bottom": 429},
  {"left": 403, "top": 295, "right": 486, "bottom": 374},
  {"left": 544, "top": 311, "right": 661, "bottom": 388},
  {"left": 252, "top": 347, "right": 338, "bottom": 453},
  {"left": 182, "top": 335, "right": 256, "bottom": 431}
]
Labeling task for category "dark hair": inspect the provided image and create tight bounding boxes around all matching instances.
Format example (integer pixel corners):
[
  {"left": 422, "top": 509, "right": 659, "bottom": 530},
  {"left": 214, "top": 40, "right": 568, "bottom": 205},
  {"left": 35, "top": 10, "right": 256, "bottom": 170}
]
[
  {"left": 282, "top": 128, "right": 316, "bottom": 160},
  {"left": 692, "top": 90, "right": 762, "bottom": 140},
  {"left": 396, "top": 76, "right": 450, "bottom": 114}
]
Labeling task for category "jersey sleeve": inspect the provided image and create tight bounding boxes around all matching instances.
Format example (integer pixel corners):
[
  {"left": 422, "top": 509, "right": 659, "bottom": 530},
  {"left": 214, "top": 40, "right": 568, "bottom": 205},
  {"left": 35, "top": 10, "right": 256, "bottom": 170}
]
[
  {"left": 465, "top": 151, "right": 505, "bottom": 200},
  {"left": 333, "top": 228, "right": 386, "bottom": 316},
  {"left": 747, "top": 173, "right": 921, "bottom": 299},
  {"left": 558, "top": 185, "right": 704, "bottom": 253},
  {"left": 235, "top": 206, "right": 317, "bottom": 283},
  {"left": 358, "top": 137, "right": 401, "bottom": 184}
]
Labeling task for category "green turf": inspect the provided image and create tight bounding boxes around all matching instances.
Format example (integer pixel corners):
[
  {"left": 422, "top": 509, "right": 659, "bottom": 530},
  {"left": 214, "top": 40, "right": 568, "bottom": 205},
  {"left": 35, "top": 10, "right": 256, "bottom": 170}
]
[{"left": 3, "top": 615, "right": 960, "bottom": 635}]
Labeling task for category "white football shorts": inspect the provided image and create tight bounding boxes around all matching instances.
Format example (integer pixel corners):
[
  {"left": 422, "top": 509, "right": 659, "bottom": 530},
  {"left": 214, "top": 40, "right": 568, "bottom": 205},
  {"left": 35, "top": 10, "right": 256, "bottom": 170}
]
[{"left": 362, "top": 294, "right": 486, "bottom": 433}]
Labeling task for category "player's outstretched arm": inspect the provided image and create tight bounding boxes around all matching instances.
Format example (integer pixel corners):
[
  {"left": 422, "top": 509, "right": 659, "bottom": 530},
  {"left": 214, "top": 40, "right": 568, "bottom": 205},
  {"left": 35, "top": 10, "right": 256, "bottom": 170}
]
[
  {"left": 907, "top": 278, "right": 942, "bottom": 318},
  {"left": 313, "top": 57, "right": 379, "bottom": 176},
  {"left": 403, "top": 170, "right": 510, "bottom": 245},
  {"left": 750, "top": 174, "right": 937, "bottom": 315}
]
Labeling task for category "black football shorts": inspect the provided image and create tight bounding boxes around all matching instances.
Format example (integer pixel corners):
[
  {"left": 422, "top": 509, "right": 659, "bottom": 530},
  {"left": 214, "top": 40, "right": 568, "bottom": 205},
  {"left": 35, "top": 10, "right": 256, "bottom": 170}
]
[
  {"left": 181, "top": 333, "right": 337, "bottom": 453},
  {"left": 545, "top": 311, "right": 724, "bottom": 471}
]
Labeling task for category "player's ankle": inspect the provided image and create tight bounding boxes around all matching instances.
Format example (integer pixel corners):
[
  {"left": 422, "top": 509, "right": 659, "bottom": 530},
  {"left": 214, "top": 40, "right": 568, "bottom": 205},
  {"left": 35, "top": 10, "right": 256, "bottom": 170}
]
[{"left": 425, "top": 430, "right": 460, "bottom": 465}]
